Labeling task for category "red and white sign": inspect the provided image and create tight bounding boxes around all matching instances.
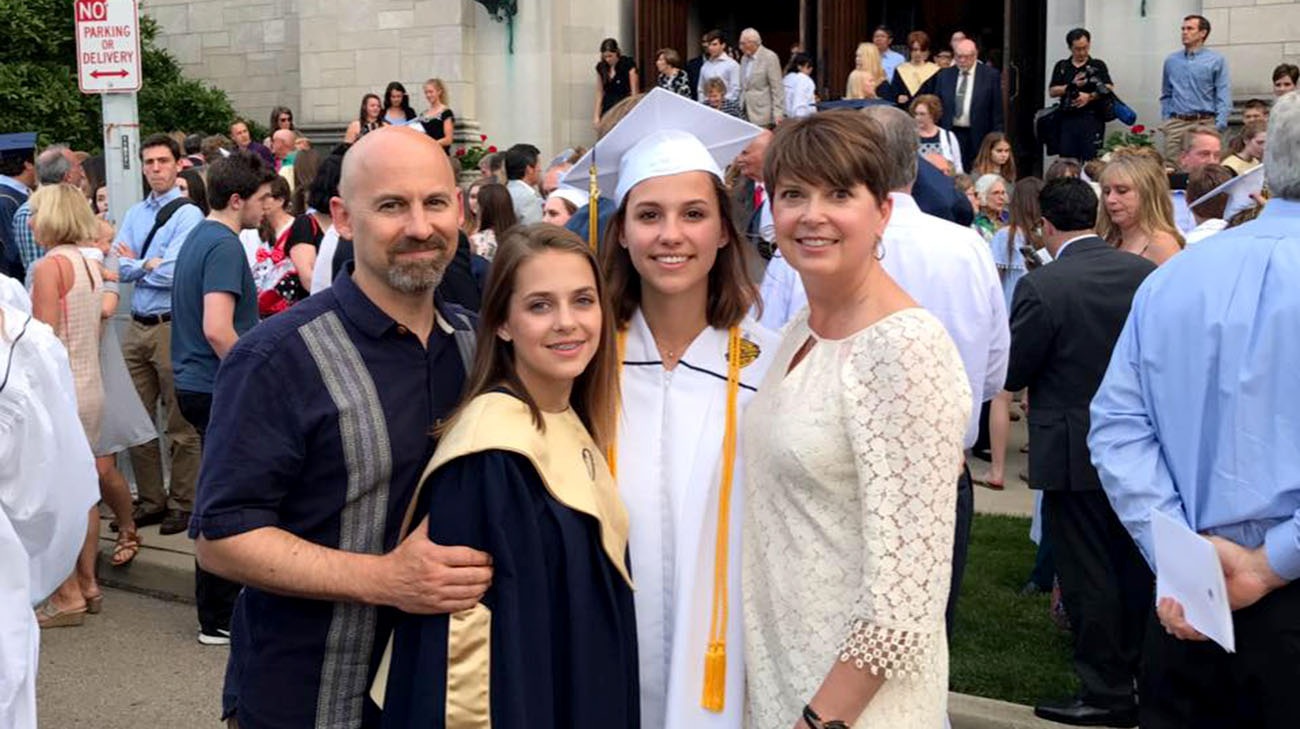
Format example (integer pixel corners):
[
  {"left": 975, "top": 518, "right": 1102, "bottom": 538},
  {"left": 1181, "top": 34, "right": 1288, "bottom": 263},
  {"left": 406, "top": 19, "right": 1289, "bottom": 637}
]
[{"left": 75, "top": 0, "right": 142, "bottom": 93}]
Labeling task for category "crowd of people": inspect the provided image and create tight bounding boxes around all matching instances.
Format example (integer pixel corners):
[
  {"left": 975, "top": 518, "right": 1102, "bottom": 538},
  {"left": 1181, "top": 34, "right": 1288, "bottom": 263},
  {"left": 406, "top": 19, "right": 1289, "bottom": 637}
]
[{"left": 2, "top": 11, "right": 1299, "bottom": 729}]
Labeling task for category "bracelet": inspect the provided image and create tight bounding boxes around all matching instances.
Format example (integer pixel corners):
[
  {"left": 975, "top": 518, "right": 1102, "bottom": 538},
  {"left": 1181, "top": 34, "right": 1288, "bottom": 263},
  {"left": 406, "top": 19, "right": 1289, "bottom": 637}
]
[{"left": 802, "top": 704, "right": 850, "bottom": 729}]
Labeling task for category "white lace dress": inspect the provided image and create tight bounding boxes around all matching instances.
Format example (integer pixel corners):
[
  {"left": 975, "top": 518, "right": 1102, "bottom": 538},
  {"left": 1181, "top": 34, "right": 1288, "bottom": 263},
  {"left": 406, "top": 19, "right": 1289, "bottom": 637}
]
[{"left": 741, "top": 308, "right": 972, "bottom": 729}]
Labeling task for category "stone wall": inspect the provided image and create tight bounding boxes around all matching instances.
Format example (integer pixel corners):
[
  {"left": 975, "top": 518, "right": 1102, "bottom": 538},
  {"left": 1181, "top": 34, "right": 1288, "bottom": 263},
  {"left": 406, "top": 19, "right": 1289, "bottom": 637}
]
[
  {"left": 143, "top": 0, "right": 300, "bottom": 129},
  {"left": 1203, "top": 0, "right": 1300, "bottom": 99}
]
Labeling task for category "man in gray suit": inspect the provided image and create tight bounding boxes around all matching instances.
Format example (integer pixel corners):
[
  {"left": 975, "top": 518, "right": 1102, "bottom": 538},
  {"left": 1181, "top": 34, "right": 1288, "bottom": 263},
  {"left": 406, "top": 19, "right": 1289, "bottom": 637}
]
[{"left": 739, "top": 28, "right": 785, "bottom": 128}]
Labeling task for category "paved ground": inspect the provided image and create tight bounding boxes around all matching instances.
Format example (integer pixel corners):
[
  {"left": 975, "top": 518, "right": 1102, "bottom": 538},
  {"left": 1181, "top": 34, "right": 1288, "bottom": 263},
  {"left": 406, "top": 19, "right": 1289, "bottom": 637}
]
[{"left": 37, "top": 588, "right": 227, "bottom": 728}]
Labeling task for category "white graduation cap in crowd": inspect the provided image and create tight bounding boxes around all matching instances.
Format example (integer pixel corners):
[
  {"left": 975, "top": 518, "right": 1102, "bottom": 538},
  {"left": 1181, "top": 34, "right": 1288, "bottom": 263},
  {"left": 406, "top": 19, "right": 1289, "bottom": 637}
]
[
  {"left": 547, "top": 185, "right": 588, "bottom": 210},
  {"left": 1191, "top": 163, "right": 1265, "bottom": 220},
  {"left": 560, "top": 87, "right": 764, "bottom": 206}
]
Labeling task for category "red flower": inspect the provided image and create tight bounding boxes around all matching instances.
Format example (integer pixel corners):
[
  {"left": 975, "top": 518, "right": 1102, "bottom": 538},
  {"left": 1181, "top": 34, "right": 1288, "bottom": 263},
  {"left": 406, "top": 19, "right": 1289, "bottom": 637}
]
[
  {"left": 480, "top": 134, "right": 488, "bottom": 141},
  {"left": 455, "top": 148, "right": 466, "bottom": 156},
  {"left": 487, "top": 146, "right": 497, "bottom": 153},
  {"left": 1131, "top": 124, "right": 1146, "bottom": 134}
]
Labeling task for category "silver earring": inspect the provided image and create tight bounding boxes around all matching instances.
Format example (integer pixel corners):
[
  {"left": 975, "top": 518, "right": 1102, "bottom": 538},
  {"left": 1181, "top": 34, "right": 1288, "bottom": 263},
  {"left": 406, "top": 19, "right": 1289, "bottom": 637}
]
[{"left": 873, "top": 238, "right": 885, "bottom": 261}]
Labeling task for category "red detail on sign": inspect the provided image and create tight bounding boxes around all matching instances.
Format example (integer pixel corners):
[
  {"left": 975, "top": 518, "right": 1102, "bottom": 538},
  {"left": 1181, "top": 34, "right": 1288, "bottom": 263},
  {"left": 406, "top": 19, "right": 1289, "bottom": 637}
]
[{"left": 90, "top": 69, "right": 129, "bottom": 78}]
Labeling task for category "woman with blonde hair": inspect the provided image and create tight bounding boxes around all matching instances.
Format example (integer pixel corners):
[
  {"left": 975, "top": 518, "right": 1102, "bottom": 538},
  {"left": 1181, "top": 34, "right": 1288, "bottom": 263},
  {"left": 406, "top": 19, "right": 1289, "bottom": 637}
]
[
  {"left": 846, "top": 43, "right": 889, "bottom": 100},
  {"left": 1097, "top": 154, "right": 1184, "bottom": 266},
  {"left": 419, "top": 77, "right": 456, "bottom": 150},
  {"left": 27, "top": 183, "right": 106, "bottom": 627}
]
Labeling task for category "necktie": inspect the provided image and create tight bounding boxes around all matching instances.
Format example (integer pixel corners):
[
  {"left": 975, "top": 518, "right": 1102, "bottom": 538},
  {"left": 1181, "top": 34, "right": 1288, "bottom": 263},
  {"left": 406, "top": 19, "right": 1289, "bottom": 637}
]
[
  {"left": 753, "top": 182, "right": 765, "bottom": 211},
  {"left": 956, "top": 71, "right": 970, "bottom": 120}
]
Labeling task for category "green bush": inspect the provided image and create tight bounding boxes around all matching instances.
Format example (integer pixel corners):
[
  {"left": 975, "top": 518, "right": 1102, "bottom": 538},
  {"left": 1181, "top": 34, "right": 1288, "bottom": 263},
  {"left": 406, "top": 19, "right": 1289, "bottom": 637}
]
[{"left": 0, "top": 0, "right": 238, "bottom": 150}]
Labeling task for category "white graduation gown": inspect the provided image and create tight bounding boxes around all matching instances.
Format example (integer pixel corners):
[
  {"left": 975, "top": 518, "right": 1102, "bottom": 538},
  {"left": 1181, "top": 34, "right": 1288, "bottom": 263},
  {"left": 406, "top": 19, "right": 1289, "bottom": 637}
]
[
  {"left": 616, "top": 309, "right": 779, "bottom": 729},
  {"left": 0, "top": 305, "right": 100, "bottom": 729}
]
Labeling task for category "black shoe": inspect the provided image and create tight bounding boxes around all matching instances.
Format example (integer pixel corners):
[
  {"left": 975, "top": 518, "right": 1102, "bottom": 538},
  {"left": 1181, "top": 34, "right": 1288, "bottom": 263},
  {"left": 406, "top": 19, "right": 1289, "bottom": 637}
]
[
  {"left": 159, "top": 509, "right": 192, "bottom": 536},
  {"left": 110, "top": 505, "right": 166, "bottom": 532},
  {"left": 1033, "top": 697, "right": 1138, "bottom": 727}
]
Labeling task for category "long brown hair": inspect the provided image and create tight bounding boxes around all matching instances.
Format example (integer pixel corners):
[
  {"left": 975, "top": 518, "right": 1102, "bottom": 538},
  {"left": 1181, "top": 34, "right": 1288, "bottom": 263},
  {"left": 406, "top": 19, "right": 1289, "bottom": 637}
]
[
  {"left": 1005, "top": 176, "right": 1045, "bottom": 263},
  {"left": 601, "top": 175, "right": 756, "bottom": 330},
  {"left": 476, "top": 183, "right": 518, "bottom": 239},
  {"left": 973, "top": 132, "right": 1017, "bottom": 182},
  {"left": 447, "top": 223, "right": 619, "bottom": 449}
]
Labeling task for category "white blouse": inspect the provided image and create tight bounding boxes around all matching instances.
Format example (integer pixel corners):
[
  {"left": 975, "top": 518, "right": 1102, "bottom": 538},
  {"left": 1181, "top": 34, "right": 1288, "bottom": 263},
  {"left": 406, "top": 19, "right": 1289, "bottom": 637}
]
[{"left": 742, "top": 308, "right": 971, "bottom": 729}]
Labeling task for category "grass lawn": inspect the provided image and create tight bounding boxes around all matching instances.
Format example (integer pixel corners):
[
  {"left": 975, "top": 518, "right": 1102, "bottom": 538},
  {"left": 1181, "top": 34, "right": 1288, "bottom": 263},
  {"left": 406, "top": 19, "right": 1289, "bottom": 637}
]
[{"left": 950, "top": 513, "right": 1079, "bottom": 706}]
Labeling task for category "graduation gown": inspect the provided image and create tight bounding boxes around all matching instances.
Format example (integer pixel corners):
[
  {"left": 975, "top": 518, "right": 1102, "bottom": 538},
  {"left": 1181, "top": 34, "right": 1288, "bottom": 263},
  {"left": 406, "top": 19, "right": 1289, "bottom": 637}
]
[
  {"left": 617, "top": 310, "right": 779, "bottom": 729},
  {"left": 373, "top": 392, "right": 639, "bottom": 729},
  {"left": 0, "top": 306, "right": 99, "bottom": 729}
]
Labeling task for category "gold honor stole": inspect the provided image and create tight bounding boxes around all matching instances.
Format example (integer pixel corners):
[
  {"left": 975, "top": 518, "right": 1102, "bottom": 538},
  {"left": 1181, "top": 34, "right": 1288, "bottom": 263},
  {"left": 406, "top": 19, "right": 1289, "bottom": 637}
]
[
  {"left": 370, "top": 393, "right": 632, "bottom": 727},
  {"left": 606, "top": 325, "right": 743, "bottom": 713}
]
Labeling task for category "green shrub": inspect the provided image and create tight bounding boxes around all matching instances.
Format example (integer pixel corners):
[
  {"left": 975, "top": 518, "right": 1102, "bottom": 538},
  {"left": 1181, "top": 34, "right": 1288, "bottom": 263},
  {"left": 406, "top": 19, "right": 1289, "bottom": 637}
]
[{"left": 0, "top": 1, "right": 238, "bottom": 150}]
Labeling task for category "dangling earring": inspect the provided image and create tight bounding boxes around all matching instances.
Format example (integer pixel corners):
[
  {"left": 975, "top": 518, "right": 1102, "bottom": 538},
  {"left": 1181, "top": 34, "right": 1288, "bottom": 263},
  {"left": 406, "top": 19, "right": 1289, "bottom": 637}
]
[{"left": 873, "top": 236, "right": 886, "bottom": 261}]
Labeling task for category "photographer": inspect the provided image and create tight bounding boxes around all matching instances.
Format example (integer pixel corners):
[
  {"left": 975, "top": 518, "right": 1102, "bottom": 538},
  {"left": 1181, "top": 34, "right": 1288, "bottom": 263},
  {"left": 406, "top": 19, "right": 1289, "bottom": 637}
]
[{"left": 1049, "top": 28, "right": 1114, "bottom": 161}]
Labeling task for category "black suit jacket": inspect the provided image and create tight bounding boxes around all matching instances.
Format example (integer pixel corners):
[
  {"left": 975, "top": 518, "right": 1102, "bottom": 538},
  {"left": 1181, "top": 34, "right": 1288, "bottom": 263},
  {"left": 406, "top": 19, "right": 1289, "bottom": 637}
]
[
  {"left": 686, "top": 56, "right": 704, "bottom": 98},
  {"left": 1004, "top": 237, "right": 1155, "bottom": 491},
  {"left": 920, "top": 64, "right": 1004, "bottom": 149}
]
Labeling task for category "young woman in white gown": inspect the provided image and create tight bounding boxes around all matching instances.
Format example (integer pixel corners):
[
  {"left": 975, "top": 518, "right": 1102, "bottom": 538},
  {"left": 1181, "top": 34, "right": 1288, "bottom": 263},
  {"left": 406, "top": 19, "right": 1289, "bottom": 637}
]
[{"left": 587, "top": 88, "right": 779, "bottom": 729}]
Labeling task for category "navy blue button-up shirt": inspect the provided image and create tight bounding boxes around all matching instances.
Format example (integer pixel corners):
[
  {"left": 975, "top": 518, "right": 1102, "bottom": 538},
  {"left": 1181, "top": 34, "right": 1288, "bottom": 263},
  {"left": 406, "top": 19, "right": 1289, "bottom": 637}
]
[{"left": 190, "top": 266, "right": 472, "bottom": 729}]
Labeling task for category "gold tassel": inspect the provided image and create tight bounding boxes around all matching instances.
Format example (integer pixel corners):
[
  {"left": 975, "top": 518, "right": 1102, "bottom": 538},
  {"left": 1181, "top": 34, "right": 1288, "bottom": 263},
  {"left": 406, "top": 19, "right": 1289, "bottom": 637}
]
[{"left": 701, "top": 641, "right": 727, "bottom": 712}]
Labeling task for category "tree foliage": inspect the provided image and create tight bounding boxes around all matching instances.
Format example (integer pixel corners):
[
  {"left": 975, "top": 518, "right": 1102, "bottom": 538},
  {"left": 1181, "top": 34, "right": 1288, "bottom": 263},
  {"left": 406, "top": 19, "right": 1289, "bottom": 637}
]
[{"left": 0, "top": 0, "right": 238, "bottom": 150}]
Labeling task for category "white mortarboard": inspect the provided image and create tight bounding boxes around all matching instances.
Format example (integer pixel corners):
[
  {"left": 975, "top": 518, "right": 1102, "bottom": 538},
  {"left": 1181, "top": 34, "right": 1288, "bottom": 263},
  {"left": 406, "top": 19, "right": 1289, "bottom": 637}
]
[
  {"left": 547, "top": 185, "right": 588, "bottom": 210},
  {"left": 1191, "top": 163, "right": 1265, "bottom": 220},
  {"left": 560, "top": 87, "right": 763, "bottom": 205}
]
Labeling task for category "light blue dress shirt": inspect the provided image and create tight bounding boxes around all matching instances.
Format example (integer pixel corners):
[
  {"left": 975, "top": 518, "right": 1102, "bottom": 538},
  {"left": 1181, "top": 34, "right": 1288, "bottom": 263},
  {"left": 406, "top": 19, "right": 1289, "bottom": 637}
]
[
  {"left": 1089, "top": 198, "right": 1300, "bottom": 581},
  {"left": 881, "top": 49, "right": 906, "bottom": 86},
  {"left": 1160, "top": 47, "right": 1231, "bottom": 128},
  {"left": 113, "top": 186, "right": 204, "bottom": 316}
]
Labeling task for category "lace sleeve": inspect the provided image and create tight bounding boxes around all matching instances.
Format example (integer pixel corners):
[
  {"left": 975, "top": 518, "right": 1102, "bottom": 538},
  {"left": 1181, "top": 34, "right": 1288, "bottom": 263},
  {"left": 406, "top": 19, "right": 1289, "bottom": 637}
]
[{"left": 835, "top": 314, "right": 972, "bottom": 680}]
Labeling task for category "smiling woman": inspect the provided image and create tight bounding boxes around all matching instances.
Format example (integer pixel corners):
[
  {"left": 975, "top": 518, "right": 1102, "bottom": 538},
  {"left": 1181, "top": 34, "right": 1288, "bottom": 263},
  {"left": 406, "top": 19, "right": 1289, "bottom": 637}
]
[{"left": 376, "top": 224, "right": 638, "bottom": 729}]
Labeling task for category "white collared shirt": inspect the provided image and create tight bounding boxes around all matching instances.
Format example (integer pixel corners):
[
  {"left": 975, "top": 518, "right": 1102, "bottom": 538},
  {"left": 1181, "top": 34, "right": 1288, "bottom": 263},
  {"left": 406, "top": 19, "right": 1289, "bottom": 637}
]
[
  {"left": 699, "top": 53, "right": 741, "bottom": 102},
  {"left": 1184, "top": 218, "right": 1227, "bottom": 245},
  {"left": 1055, "top": 233, "right": 1096, "bottom": 258},
  {"left": 754, "top": 193, "right": 1008, "bottom": 448},
  {"left": 954, "top": 64, "right": 976, "bottom": 128}
]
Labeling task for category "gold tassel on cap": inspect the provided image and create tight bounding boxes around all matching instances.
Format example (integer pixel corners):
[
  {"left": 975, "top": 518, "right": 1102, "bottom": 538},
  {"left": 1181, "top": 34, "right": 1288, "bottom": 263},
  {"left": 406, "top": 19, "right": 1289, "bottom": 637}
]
[
  {"left": 701, "top": 327, "right": 742, "bottom": 713},
  {"left": 587, "top": 153, "right": 599, "bottom": 252}
]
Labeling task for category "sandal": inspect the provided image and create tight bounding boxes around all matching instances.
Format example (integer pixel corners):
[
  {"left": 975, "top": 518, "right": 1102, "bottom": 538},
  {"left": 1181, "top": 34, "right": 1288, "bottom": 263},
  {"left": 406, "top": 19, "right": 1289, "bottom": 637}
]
[
  {"left": 111, "top": 528, "right": 142, "bottom": 567},
  {"left": 975, "top": 476, "right": 1005, "bottom": 491},
  {"left": 84, "top": 592, "right": 104, "bottom": 614},
  {"left": 37, "top": 600, "right": 86, "bottom": 628}
]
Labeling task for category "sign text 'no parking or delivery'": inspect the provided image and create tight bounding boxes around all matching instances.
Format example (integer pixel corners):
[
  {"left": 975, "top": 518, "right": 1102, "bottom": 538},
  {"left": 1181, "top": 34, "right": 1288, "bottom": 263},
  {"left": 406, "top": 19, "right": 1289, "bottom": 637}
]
[{"left": 75, "top": 0, "right": 142, "bottom": 93}]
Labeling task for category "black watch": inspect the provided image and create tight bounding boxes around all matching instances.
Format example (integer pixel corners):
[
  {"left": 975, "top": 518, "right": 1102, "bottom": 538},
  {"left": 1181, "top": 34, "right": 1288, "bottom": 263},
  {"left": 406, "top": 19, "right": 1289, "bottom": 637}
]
[{"left": 802, "top": 704, "right": 850, "bottom": 729}]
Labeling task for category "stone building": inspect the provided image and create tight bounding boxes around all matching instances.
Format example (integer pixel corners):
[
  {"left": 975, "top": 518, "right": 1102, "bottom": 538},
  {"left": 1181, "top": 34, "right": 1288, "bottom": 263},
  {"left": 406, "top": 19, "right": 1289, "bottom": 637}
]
[{"left": 145, "top": 0, "right": 1300, "bottom": 166}]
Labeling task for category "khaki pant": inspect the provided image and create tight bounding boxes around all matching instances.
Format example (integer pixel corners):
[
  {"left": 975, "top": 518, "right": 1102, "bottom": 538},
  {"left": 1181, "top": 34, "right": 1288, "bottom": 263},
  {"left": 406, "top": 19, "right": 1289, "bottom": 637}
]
[
  {"left": 1160, "top": 116, "right": 1214, "bottom": 163},
  {"left": 122, "top": 319, "right": 200, "bottom": 512}
]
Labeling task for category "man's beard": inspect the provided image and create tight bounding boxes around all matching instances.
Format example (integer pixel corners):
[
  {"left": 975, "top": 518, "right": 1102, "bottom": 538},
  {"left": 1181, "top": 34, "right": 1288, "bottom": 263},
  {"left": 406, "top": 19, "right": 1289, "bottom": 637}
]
[{"left": 386, "top": 235, "right": 451, "bottom": 294}]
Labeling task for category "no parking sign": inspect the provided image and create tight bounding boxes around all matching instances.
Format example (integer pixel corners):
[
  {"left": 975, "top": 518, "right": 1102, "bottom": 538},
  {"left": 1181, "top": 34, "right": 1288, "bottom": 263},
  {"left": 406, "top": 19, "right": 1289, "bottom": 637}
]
[{"left": 74, "top": 0, "right": 142, "bottom": 93}]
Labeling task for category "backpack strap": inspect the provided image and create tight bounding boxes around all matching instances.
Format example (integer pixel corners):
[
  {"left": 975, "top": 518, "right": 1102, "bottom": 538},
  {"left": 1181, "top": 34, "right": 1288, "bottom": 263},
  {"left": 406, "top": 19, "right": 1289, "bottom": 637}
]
[
  {"left": 139, "top": 197, "right": 198, "bottom": 260},
  {"left": 442, "top": 306, "right": 478, "bottom": 375}
]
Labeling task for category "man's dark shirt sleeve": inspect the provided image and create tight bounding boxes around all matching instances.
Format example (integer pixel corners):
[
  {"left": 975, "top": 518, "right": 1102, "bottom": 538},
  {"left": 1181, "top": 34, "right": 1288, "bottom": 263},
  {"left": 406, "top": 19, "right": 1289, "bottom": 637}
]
[
  {"left": 204, "top": 241, "right": 249, "bottom": 297},
  {"left": 1004, "top": 276, "right": 1055, "bottom": 393},
  {"left": 189, "top": 346, "right": 306, "bottom": 539}
]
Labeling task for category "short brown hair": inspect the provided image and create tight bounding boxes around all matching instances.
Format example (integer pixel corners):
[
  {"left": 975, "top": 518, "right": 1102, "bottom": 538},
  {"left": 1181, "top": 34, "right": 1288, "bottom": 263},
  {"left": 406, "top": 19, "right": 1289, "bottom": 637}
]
[
  {"left": 601, "top": 175, "right": 756, "bottom": 330},
  {"left": 656, "top": 47, "right": 682, "bottom": 69},
  {"left": 1273, "top": 63, "right": 1299, "bottom": 85},
  {"left": 1180, "top": 125, "right": 1221, "bottom": 154},
  {"left": 446, "top": 223, "right": 619, "bottom": 448},
  {"left": 1186, "top": 163, "right": 1233, "bottom": 220},
  {"left": 764, "top": 111, "right": 892, "bottom": 205},
  {"left": 702, "top": 77, "right": 727, "bottom": 96},
  {"left": 910, "top": 94, "right": 943, "bottom": 121},
  {"left": 906, "top": 30, "right": 930, "bottom": 53}
]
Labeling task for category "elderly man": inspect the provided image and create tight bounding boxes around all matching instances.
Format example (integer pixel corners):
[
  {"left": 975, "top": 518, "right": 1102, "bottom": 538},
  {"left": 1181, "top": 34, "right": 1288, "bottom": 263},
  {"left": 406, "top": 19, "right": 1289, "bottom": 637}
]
[
  {"left": 730, "top": 128, "right": 775, "bottom": 276},
  {"left": 12, "top": 145, "right": 83, "bottom": 282},
  {"left": 738, "top": 28, "right": 784, "bottom": 128},
  {"left": 190, "top": 127, "right": 490, "bottom": 729},
  {"left": 228, "top": 119, "right": 275, "bottom": 169},
  {"left": 921, "top": 38, "right": 1004, "bottom": 170},
  {"left": 1090, "top": 91, "right": 1300, "bottom": 729},
  {"left": 269, "top": 129, "right": 295, "bottom": 172}
]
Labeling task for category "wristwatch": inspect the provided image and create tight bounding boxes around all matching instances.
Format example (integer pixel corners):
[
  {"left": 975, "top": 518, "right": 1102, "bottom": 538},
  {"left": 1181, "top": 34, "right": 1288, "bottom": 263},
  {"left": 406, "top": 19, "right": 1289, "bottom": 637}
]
[{"left": 802, "top": 704, "right": 850, "bottom": 729}]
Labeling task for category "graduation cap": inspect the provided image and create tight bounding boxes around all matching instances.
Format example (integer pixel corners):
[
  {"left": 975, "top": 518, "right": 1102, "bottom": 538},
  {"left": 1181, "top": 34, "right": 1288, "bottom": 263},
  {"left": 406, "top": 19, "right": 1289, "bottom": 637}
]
[
  {"left": 561, "top": 87, "right": 763, "bottom": 207},
  {"left": 1191, "top": 163, "right": 1265, "bottom": 220},
  {"left": 0, "top": 132, "right": 37, "bottom": 159},
  {"left": 547, "top": 185, "right": 588, "bottom": 210}
]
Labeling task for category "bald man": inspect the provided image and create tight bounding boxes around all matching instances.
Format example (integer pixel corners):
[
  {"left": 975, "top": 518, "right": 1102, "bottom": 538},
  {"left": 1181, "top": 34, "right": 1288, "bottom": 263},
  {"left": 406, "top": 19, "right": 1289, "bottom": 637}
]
[
  {"left": 270, "top": 128, "right": 296, "bottom": 172},
  {"left": 190, "top": 127, "right": 490, "bottom": 729},
  {"left": 921, "top": 38, "right": 1004, "bottom": 170}
]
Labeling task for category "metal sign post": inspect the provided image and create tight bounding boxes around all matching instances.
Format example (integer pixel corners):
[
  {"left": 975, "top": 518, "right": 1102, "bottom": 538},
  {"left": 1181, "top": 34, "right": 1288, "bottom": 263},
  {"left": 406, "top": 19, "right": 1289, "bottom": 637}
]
[{"left": 76, "top": 0, "right": 143, "bottom": 225}]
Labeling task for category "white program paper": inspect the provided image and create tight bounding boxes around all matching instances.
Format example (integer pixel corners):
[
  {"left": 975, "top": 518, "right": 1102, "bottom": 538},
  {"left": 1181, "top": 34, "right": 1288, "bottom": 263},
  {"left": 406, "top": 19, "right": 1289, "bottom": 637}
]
[{"left": 1152, "top": 510, "right": 1235, "bottom": 652}]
